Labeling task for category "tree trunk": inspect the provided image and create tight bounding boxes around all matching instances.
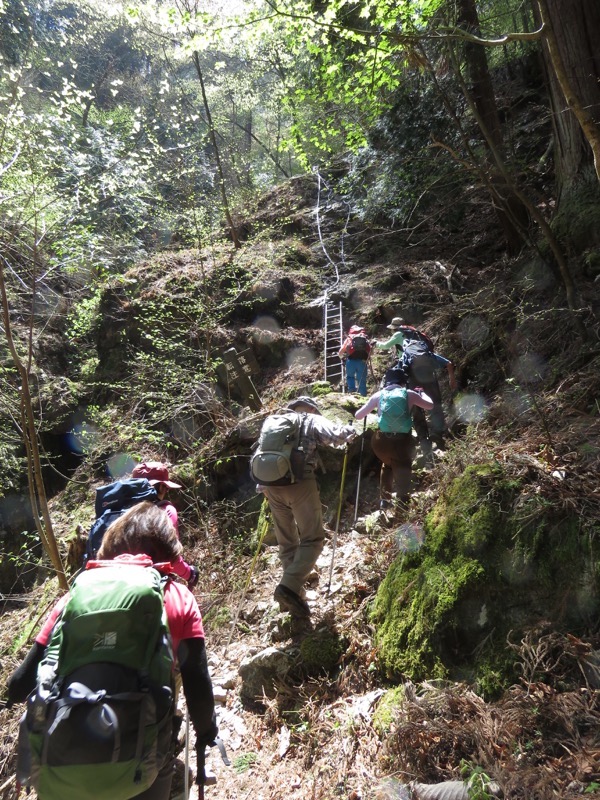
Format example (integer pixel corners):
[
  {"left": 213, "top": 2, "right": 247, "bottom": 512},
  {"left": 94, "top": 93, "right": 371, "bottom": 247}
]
[
  {"left": 457, "top": 0, "right": 529, "bottom": 254},
  {"left": 192, "top": 52, "right": 241, "bottom": 249},
  {"left": 535, "top": 0, "right": 600, "bottom": 193},
  {"left": 0, "top": 262, "right": 68, "bottom": 591}
]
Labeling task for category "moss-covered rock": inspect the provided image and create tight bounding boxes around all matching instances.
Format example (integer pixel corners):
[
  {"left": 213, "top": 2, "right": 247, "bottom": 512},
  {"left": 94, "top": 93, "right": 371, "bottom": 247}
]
[
  {"left": 372, "top": 686, "right": 405, "bottom": 736},
  {"left": 299, "top": 629, "right": 345, "bottom": 675},
  {"left": 370, "top": 463, "right": 600, "bottom": 698}
]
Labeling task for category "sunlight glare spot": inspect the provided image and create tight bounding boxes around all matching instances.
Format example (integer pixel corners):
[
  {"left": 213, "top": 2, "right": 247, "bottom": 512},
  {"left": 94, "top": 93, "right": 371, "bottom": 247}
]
[
  {"left": 502, "top": 385, "right": 532, "bottom": 415},
  {"left": 171, "top": 416, "right": 197, "bottom": 445},
  {"left": 107, "top": 454, "right": 135, "bottom": 479},
  {"left": 512, "top": 352, "right": 547, "bottom": 385},
  {"left": 454, "top": 393, "right": 488, "bottom": 423},
  {"left": 395, "top": 523, "right": 424, "bottom": 553},
  {"left": 253, "top": 315, "right": 280, "bottom": 332},
  {"left": 286, "top": 347, "right": 316, "bottom": 368},
  {"left": 65, "top": 423, "right": 100, "bottom": 454},
  {"left": 457, "top": 314, "right": 490, "bottom": 348}
]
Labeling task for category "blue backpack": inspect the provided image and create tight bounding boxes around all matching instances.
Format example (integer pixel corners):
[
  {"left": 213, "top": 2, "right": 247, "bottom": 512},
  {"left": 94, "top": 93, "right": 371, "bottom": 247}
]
[
  {"left": 86, "top": 479, "right": 158, "bottom": 561},
  {"left": 401, "top": 340, "right": 437, "bottom": 384}
]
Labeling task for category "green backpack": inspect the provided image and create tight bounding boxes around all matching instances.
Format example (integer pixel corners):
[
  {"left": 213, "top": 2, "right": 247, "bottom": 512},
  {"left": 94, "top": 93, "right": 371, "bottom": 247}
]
[
  {"left": 18, "top": 562, "right": 175, "bottom": 800},
  {"left": 379, "top": 387, "right": 412, "bottom": 434},
  {"left": 250, "top": 412, "right": 305, "bottom": 486}
]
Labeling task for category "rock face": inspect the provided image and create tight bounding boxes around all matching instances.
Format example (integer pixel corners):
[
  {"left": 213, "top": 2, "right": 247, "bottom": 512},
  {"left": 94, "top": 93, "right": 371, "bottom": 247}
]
[
  {"left": 238, "top": 646, "right": 294, "bottom": 703},
  {"left": 0, "top": 493, "right": 39, "bottom": 592},
  {"left": 370, "top": 463, "right": 599, "bottom": 698}
]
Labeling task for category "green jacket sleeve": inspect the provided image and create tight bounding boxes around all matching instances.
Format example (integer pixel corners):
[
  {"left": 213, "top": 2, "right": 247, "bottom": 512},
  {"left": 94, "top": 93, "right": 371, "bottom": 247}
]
[{"left": 376, "top": 331, "right": 404, "bottom": 349}]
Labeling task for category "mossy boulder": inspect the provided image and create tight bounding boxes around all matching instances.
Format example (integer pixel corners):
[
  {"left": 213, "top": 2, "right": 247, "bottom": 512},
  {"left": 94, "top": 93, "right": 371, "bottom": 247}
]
[
  {"left": 300, "top": 629, "right": 345, "bottom": 675},
  {"left": 372, "top": 686, "right": 405, "bottom": 736},
  {"left": 371, "top": 463, "right": 600, "bottom": 698}
]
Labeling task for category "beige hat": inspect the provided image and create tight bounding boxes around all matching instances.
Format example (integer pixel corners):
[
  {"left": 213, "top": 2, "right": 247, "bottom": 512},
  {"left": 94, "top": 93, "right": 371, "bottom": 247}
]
[
  {"left": 387, "top": 317, "right": 405, "bottom": 330},
  {"left": 287, "top": 396, "right": 321, "bottom": 414}
]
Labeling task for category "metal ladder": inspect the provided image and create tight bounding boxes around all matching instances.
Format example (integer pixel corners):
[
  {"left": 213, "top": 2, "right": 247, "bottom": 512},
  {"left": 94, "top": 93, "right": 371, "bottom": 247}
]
[{"left": 323, "top": 299, "right": 344, "bottom": 388}]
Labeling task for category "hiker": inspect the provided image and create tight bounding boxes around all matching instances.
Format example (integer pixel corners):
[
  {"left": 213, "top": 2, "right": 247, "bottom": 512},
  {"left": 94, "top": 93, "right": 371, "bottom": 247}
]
[
  {"left": 338, "top": 324, "right": 371, "bottom": 396},
  {"left": 400, "top": 340, "right": 457, "bottom": 452},
  {"left": 7, "top": 502, "right": 217, "bottom": 800},
  {"left": 373, "top": 316, "right": 407, "bottom": 358},
  {"left": 355, "top": 367, "right": 433, "bottom": 511},
  {"left": 376, "top": 319, "right": 456, "bottom": 453},
  {"left": 253, "top": 396, "right": 357, "bottom": 619},
  {"left": 374, "top": 317, "right": 435, "bottom": 359},
  {"left": 132, "top": 461, "right": 198, "bottom": 588},
  {"left": 132, "top": 461, "right": 183, "bottom": 531},
  {"left": 88, "top": 461, "right": 199, "bottom": 589}
]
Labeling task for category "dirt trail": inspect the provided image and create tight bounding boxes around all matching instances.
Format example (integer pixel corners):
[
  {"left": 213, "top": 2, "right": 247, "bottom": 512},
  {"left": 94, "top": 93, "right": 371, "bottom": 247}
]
[{"left": 189, "top": 485, "right": 401, "bottom": 800}]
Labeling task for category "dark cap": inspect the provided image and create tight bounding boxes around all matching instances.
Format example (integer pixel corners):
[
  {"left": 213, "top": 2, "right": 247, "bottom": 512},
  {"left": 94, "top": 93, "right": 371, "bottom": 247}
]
[
  {"left": 287, "top": 396, "right": 320, "bottom": 413},
  {"left": 383, "top": 368, "right": 408, "bottom": 387}
]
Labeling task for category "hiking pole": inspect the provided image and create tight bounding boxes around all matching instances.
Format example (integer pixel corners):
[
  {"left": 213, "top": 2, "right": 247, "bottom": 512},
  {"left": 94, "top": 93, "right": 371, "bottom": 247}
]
[
  {"left": 224, "top": 497, "right": 270, "bottom": 654},
  {"left": 353, "top": 418, "right": 367, "bottom": 525},
  {"left": 327, "top": 445, "right": 349, "bottom": 593},
  {"left": 196, "top": 743, "right": 206, "bottom": 800},
  {"left": 184, "top": 708, "right": 190, "bottom": 799},
  {"left": 367, "top": 352, "right": 377, "bottom": 384},
  {"left": 197, "top": 739, "right": 229, "bottom": 799}
]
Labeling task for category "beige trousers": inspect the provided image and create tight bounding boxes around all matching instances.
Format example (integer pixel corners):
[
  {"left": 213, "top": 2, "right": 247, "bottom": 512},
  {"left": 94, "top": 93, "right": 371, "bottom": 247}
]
[{"left": 263, "top": 478, "right": 325, "bottom": 595}]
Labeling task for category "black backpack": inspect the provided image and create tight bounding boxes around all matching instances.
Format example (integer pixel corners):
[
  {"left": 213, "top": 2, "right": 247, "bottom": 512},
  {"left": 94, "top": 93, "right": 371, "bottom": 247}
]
[
  {"left": 86, "top": 478, "right": 158, "bottom": 561},
  {"left": 346, "top": 332, "right": 371, "bottom": 360},
  {"left": 401, "top": 340, "right": 437, "bottom": 384},
  {"left": 398, "top": 325, "right": 434, "bottom": 351}
]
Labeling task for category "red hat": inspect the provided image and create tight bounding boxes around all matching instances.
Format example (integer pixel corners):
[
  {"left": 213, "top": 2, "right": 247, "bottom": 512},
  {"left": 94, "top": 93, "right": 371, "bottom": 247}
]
[{"left": 132, "top": 461, "right": 182, "bottom": 489}]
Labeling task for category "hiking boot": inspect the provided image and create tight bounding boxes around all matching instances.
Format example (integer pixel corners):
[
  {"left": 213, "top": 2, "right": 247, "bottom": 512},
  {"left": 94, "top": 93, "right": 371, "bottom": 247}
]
[
  {"left": 431, "top": 434, "right": 446, "bottom": 450},
  {"left": 380, "top": 499, "right": 392, "bottom": 510},
  {"left": 273, "top": 584, "right": 311, "bottom": 619},
  {"left": 305, "top": 571, "right": 320, "bottom": 586},
  {"left": 290, "top": 616, "right": 313, "bottom": 636}
]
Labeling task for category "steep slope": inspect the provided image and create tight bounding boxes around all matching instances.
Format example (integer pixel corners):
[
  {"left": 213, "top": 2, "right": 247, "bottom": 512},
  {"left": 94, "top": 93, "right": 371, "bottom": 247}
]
[{"left": 1, "top": 158, "right": 599, "bottom": 800}]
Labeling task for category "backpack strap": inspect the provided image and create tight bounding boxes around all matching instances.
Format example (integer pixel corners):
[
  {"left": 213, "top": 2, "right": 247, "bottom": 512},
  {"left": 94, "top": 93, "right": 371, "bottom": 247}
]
[{"left": 42, "top": 682, "right": 150, "bottom": 766}]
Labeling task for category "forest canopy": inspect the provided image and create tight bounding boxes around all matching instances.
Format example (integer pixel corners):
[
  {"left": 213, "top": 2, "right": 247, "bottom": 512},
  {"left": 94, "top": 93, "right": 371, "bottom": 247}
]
[{"left": 1, "top": 0, "right": 599, "bottom": 577}]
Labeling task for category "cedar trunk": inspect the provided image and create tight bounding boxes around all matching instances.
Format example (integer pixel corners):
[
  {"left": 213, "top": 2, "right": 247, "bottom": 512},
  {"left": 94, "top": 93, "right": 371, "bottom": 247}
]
[
  {"left": 457, "top": 0, "right": 529, "bottom": 253},
  {"left": 535, "top": 0, "right": 600, "bottom": 195}
]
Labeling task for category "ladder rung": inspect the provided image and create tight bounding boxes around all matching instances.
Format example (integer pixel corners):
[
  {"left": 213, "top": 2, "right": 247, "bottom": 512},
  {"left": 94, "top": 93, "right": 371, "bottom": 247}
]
[{"left": 324, "top": 298, "right": 344, "bottom": 384}]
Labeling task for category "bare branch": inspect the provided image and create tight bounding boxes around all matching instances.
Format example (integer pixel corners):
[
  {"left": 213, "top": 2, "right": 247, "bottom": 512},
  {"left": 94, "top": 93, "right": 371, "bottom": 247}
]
[
  {"left": 432, "top": 24, "right": 544, "bottom": 47},
  {"left": 0, "top": 146, "right": 22, "bottom": 177}
]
